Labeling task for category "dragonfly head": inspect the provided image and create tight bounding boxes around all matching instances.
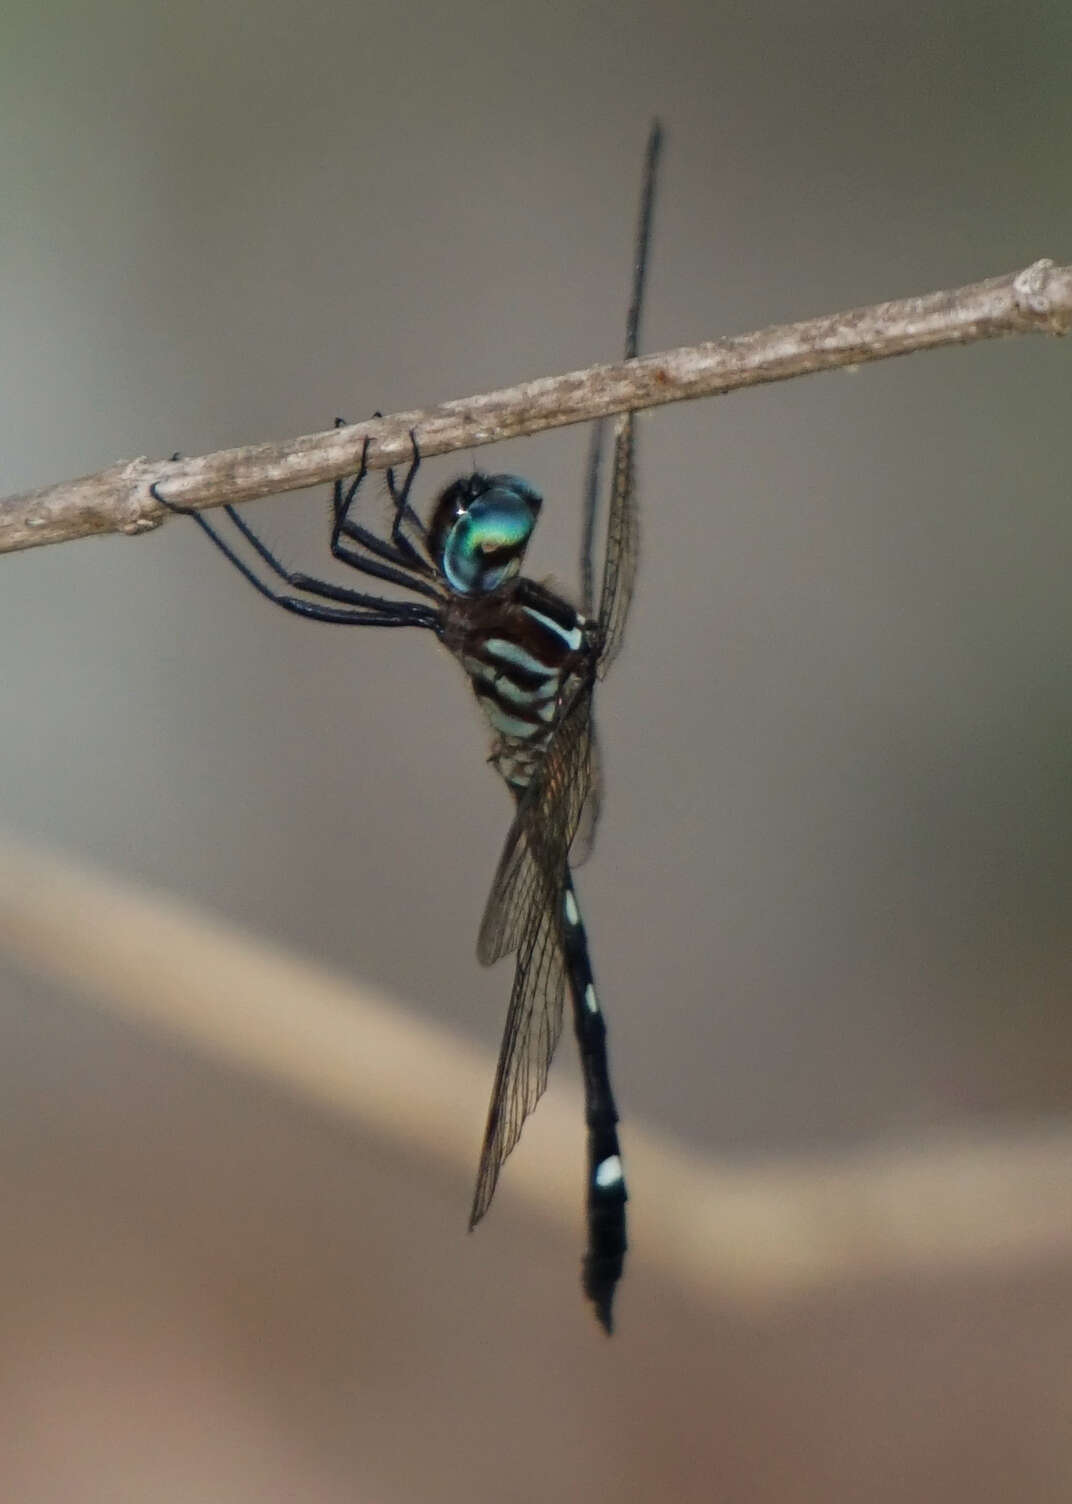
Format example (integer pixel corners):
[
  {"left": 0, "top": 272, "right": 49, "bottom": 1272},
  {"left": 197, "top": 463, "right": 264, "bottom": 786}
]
[{"left": 429, "top": 474, "right": 543, "bottom": 596}]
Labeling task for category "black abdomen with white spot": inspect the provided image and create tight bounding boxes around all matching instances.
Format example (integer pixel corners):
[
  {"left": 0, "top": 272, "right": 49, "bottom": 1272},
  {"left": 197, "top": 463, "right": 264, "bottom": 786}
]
[{"left": 561, "top": 874, "right": 626, "bottom": 1325}]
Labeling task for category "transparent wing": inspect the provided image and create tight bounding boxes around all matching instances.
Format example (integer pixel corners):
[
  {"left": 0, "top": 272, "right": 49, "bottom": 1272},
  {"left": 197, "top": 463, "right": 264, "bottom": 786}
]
[
  {"left": 475, "top": 813, "right": 537, "bottom": 967},
  {"left": 579, "top": 420, "right": 604, "bottom": 619},
  {"left": 594, "top": 121, "right": 659, "bottom": 676},
  {"left": 469, "top": 690, "right": 596, "bottom": 1223},
  {"left": 595, "top": 410, "right": 638, "bottom": 677},
  {"left": 469, "top": 897, "right": 566, "bottom": 1227},
  {"left": 570, "top": 718, "right": 602, "bottom": 867},
  {"left": 477, "top": 686, "right": 595, "bottom": 964}
]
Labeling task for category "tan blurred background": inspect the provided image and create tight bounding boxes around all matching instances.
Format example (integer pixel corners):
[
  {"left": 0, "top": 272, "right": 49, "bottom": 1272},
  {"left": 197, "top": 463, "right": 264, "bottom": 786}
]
[{"left": 3, "top": 1, "right": 1072, "bottom": 1498}]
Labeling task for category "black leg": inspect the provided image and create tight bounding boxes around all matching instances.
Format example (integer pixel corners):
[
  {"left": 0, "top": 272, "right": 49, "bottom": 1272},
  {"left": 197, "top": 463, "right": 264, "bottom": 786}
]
[
  {"left": 331, "top": 423, "right": 436, "bottom": 584},
  {"left": 330, "top": 421, "right": 365, "bottom": 538},
  {"left": 380, "top": 427, "right": 420, "bottom": 550},
  {"left": 224, "top": 500, "right": 441, "bottom": 604},
  {"left": 151, "top": 479, "right": 438, "bottom": 629}
]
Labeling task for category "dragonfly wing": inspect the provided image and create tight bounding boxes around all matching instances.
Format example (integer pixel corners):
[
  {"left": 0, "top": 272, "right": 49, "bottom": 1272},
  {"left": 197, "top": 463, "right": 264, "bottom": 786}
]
[
  {"left": 476, "top": 813, "right": 538, "bottom": 965},
  {"left": 569, "top": 718, "right": 602, "bottom": 867},
  {"left": 469, "top": 896, "right": 566, "bottom": 1226},
  {"left": 477, "top": 684, "right": 595, "bottom": 963},
  {"left": 593, "top": 122, "right": 658, "bottom": 676},
  {"left": 595, "top": 409, "right": 638, "bottom": 678},
  {"left": 470, "top": 687, "right": 597, "bottom": 1218}
]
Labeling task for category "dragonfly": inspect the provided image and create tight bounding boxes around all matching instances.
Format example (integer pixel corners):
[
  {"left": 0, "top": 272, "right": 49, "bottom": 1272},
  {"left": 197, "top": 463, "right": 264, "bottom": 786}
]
[{"left": 152, "top": 123, "right": 661, "bottom": 1331}]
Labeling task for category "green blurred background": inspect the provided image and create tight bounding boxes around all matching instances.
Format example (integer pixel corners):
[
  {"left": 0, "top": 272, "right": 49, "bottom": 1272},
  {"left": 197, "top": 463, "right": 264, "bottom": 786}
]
[{"left": 2, "top": 1, "right": 1072, "bottom": 1498}]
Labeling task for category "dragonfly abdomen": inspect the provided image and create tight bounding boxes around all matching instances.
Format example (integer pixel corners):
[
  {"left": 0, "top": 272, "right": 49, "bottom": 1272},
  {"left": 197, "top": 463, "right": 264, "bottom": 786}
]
[{"left": 560, "top": 873, "right": 627, "bottom": 1332}]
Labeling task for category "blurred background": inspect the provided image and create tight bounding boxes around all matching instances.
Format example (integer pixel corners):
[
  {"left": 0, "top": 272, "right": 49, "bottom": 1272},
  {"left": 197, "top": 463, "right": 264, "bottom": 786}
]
[{"left": 3, "top": 0, "right": 1072, "bottom": 1498}]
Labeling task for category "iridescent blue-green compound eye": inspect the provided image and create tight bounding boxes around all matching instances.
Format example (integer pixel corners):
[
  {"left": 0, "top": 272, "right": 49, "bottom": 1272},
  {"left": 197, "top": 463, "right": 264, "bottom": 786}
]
[{"left": 430, "top": 474, "right": 543, "bottom": 596}]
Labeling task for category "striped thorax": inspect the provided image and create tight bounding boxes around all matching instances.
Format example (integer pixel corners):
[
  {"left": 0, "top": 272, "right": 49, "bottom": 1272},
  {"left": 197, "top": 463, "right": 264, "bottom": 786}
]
[{"left": 430, "top": 472, "right": 598, "bottom": 793}]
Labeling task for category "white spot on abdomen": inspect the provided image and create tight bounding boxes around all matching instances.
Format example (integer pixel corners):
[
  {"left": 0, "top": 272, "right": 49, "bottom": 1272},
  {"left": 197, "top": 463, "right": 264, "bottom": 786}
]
[
  {"left": 594, "top": 1155, "right": 623, "bottom": 1189},
  {"left": 563, "top": 890, "right": 579, "bottom": 926},
  {"left": 584, "top": 983, "right": 599, "bottom": 1014}
]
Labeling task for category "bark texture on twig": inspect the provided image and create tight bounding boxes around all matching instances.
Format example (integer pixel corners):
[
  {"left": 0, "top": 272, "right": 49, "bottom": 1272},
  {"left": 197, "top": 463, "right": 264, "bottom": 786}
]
[{"left": 1, "top": 259, "right": 1069, "bottom": 557}]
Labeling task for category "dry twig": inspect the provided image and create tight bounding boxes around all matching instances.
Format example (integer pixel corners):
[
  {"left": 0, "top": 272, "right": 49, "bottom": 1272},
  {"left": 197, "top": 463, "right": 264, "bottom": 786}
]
[{"left": 1, "top": 259, "right": 1069, "bottom": 556}]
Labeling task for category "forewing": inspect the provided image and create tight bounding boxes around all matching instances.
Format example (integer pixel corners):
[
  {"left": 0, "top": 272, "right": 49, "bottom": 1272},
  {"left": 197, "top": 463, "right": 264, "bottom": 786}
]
[
  {"left": 469, "top": 896, "right": 566, "bottom": 1226},
  {"left": 477, "top": 685, "right": 595, "bottom": 964},
  {"left": 570, "top": 718, "right": 602, "bottom": 868},
  {"left": 476, "top": 814, "right": 538, "bottom": 965},
  {"left": 595, "top": 410, "right": 638, "bottom": 677},
  {"left": 470, "top": 687, "right": 597, "bottom": 1220}
]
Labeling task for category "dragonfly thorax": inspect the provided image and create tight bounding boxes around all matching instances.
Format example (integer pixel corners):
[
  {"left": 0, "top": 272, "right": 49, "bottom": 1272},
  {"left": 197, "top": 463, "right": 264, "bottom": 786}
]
[
  {"left": 428, "top": 473, "right": 543, "bottom": 596},
  {"left": 440, "top": 577, "right": 596, "bottom": 795}
]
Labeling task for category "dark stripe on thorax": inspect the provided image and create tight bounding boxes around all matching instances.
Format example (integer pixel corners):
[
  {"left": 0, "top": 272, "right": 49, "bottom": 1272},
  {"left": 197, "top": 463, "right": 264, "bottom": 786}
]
[{"left": 462, "top": 591, "right": 587, "bottom": 741}]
